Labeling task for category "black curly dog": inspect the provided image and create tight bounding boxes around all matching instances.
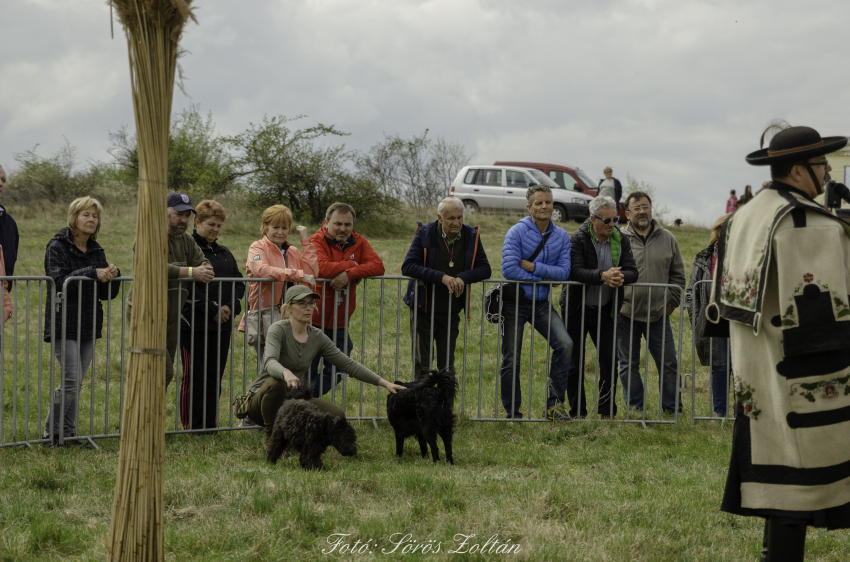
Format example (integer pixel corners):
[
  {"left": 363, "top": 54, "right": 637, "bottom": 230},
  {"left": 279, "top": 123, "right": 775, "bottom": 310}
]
[
  {"left": 386, "top": 367, "right": 457, "bottom": 464},
  {"left": 266, "top": 387, "right": 358, "bottom": 470}
]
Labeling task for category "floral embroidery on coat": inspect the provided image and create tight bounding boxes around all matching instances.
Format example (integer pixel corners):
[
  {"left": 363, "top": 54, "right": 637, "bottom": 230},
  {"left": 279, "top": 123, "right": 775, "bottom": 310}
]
[
  {"left": 734, "top": 376, "right": 762, "bottom": 420},
  {"left": 790, "top": 374, "right": 850, "bottom": 403},
  {"left": 719, "top": 217, "right": 769, "bottom": 311}
]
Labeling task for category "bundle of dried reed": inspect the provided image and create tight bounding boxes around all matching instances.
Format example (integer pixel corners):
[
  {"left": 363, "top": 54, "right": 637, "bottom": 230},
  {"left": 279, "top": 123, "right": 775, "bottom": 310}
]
[{"left": 106, "top": 1, "right": 194, "bottom": 560}]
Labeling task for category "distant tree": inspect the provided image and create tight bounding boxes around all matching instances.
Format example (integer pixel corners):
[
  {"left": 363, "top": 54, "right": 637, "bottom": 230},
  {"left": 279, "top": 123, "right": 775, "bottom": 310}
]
[
  {"left": 624, "top": 173, "right": 670, "bottom": 224},
  {"left": 8, "top": 139, "right": 131, "bottom": 204},
  {"left": 226, "top": 115, "right": 396, "bottom": 222},
  {"left": 108, "top": 104, "right": 239, "bottom": 198},
  {"left": 356, "top": 130, "right": 472, "bottom": 210}
]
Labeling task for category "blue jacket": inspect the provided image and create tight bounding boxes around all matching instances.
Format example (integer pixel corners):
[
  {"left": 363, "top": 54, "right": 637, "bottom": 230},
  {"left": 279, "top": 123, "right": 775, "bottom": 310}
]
[
  {"left": 402, "top": 222, "right": 491, "bottom": 312},
  {"left": 501, "top": 216, "right": 571, "bottom": 301}
]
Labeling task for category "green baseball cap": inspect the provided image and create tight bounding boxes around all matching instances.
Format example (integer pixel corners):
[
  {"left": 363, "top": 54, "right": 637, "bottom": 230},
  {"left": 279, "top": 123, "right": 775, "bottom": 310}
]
[{"left": 284, "top": 285, "right": 321, "bottom": 304}]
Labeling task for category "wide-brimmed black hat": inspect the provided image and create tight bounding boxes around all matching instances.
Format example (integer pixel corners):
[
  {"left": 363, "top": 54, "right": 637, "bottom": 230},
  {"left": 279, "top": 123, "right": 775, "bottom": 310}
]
[{"left": 746, "top": 126, "right": 847, "bottom": 166}]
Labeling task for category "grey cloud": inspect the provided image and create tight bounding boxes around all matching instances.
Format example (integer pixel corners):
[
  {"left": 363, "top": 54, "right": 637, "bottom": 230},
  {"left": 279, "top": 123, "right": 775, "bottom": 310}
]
[{"left": 2, "top": 0, "right": 847, "bottom": 225}]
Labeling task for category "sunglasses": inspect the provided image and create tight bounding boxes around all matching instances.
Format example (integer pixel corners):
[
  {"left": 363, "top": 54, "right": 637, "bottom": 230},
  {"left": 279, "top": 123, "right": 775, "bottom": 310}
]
[{"left": 593, "top": 215, "right": 619, "bottom": 225}]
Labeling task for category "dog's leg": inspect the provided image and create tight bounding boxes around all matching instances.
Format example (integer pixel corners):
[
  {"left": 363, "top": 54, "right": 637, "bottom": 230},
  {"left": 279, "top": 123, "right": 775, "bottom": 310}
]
[
  {"left": 300, "top": 450, "right": 325, "bottom": 471},
  {"left": 415, "top": 431, "right": 429, "bottom": 458},
  {"left": 395, "top": 431, "right": 405, "bottom": 458},
  {"left": 266, "top": 429, "right": 288, "bottom": 465},
  {"left": 420, "top": 428, "right": 440, "bottom": 463},
  {"left": 439, "top": 427, "right": 454, "bottom": 465}
]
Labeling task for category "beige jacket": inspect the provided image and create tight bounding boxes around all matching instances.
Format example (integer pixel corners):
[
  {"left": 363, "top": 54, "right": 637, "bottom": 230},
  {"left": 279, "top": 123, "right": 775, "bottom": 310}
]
[{"left": 619, "top": 219, "right": 685, "bottom": 322}]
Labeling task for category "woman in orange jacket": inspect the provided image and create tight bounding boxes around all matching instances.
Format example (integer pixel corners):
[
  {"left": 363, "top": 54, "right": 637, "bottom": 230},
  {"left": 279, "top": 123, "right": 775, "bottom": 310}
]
[{"left": 238, "top": 205, "right": 318, "bottom": 364}]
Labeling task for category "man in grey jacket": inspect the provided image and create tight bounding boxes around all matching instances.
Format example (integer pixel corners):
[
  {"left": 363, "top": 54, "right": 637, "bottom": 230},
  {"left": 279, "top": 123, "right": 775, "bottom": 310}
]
[{"left": 617, "top": 191, "right": 685, "bottom": 414}]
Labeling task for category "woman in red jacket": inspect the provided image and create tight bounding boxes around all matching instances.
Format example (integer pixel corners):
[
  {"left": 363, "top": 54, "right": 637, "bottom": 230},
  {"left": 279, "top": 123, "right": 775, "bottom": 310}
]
[{"left": 238, "top": 205, "right": 318, "bottom": 365}]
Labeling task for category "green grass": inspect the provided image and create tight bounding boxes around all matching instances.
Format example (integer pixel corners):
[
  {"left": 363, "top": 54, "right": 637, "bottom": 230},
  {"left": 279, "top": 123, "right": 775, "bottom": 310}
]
[{"left": 1, "top": 202, "right": 848, "bottom": 561}]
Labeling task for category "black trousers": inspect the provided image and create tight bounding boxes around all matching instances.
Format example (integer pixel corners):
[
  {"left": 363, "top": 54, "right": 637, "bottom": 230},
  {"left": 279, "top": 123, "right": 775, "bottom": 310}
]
[
  {"left": 409, "top": 308, "right": 461, "bottom": 381},
  {"left": 565, "top": 303, "right": 618, "bottom": 417},
  {"left": 179, "top": 329, "right": 231, "bottom": 430}
]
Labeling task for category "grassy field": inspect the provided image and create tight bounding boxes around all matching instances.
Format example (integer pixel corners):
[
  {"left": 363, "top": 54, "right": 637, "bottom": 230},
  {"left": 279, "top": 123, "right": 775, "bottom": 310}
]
[{"left": 1, "top": 201, "right": 848, "bottom": 561}]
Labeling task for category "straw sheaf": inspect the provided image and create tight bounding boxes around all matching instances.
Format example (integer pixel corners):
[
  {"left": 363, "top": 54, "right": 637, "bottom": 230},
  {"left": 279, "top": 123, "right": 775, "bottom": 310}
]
[{"left": 109, "top": 0, "right": 196, "bottom": 38}]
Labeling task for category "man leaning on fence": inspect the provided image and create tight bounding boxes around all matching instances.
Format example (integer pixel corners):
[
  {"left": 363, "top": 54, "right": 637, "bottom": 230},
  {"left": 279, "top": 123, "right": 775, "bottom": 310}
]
[
  {"left": 128, "top": 193, "right": 214, "bottom": 389},
  {"left": 308, "top": 202, "right": 385, "bottom": 397},
  {"left": 499, "top": 184, "right": 574, "bottom": 423},
  {"left": 617, "top": 191, "right": 685, "bottom": 415},
  {"left": 401, "top": 197, "right": 491, "bottom": 381},
  {"left": 561, "top": 196, "right": 637, "bottom": 419},
  {"left": 707, "top": 125, "right": 850, "bottom": 561}
]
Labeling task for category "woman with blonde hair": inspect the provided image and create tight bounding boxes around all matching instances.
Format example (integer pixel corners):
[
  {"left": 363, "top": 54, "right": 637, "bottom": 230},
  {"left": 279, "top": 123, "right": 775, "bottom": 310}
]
[
  {"left": 42, "top": 196, "right": 121, "bottom": 447},
  {"left": 238, "top": 205, "right": 317, "bottom": 364},
  {"left": 179, "top": 200, "right": 245, "bottom": 431},
  {"left": 686, "top": 213, "right": 732, "bottom": 417},
  {"left": 245, "top": 285, "right": 405, "bottom": 452}
]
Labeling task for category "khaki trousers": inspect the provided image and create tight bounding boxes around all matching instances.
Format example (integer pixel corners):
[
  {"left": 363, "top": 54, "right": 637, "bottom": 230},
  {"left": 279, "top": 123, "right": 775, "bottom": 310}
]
[{"left": 246, "top": 377, "right": 345, "bottom": 434}]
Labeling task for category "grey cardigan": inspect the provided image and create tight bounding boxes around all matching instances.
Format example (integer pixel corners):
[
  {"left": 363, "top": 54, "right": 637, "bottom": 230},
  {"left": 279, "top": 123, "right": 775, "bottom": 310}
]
[{"left": 250, "top": 319, "right": 381, "bottom": 393}]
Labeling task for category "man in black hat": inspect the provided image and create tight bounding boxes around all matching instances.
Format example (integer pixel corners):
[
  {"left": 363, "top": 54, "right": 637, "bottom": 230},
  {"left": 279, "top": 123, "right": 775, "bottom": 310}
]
[
  {"left": 707, "top": 125, "right": 850, "bottom": 562},
  {"left": 129, "top": 193, "right": 214, "bottom": 388}
]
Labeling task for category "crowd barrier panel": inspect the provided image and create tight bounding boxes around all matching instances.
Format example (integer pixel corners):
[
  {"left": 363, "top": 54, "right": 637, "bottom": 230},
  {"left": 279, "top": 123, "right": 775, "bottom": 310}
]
[
  {"left": 686, "top": 279, "right": 734, "bottom": 423},
  {"left": 0, "top": 274, "right": 702, "bottom": 448},
  {"left": 0, "top": 277, "right": 56, "bottom": 448}
]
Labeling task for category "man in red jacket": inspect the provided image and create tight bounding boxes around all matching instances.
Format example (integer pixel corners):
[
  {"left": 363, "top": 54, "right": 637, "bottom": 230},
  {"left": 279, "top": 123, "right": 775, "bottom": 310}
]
[{"left": 309, "top": 202, "right": 385, "bottom": 397}]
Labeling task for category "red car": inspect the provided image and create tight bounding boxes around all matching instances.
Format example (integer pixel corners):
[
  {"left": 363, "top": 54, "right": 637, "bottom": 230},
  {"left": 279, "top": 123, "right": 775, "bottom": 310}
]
[{"left": 494, "top": 161, "right": 627, "bottom": 221}]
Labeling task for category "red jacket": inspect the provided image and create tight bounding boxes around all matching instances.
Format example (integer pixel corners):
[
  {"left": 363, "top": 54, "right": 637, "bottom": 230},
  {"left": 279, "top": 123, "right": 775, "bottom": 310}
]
[{"left": 310, "top": 225, "right": 385, "bottom": 330}]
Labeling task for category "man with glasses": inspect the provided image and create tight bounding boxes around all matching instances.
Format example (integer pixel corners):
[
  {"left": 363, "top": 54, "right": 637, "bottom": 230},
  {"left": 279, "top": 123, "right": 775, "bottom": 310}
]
[
  {"left": 706, "top": 126, "right": 850, "bottom": 561},
  {"left": 561, "top": 196, "right": 637, "bottom": 419},
  {"left": 617, "top": 191, "right": 685, "bottom": 415}
]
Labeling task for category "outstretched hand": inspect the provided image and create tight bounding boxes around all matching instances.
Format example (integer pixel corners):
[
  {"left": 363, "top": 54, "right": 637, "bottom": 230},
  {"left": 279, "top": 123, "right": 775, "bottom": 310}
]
[{"left": 379, "top": 379, "right": 406, "bottom": 394}]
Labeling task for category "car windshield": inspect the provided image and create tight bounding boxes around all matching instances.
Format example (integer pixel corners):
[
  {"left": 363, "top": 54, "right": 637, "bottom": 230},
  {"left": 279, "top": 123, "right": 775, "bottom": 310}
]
[
  {"left": 527, "top": 169, "right": 559, "bottom": 188},
  {"left": 574, "top": 169, "right": 597, "bottom": 189}
]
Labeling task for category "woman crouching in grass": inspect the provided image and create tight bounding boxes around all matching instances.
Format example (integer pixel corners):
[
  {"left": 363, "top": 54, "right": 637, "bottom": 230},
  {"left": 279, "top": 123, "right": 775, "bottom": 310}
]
[{"left": 246, "top": 285, "right": 405, "bottom": 452}]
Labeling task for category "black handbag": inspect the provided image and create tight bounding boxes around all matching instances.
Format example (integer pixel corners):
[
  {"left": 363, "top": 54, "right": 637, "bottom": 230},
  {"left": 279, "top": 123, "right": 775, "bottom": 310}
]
[{"left": 484, "top": 233, "right": 551, "bottom": 324}]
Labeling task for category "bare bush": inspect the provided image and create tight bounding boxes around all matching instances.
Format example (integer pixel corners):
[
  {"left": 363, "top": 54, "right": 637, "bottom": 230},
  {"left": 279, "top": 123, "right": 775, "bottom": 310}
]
[
  {"left": 6, "top": 140, "right": 135, "bottom": 207},
  {"left": 356, "top": 130, "right": 472, "bottom": 211}
]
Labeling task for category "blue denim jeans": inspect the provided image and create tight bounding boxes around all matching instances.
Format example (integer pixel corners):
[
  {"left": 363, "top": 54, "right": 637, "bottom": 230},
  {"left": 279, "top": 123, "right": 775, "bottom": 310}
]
[
  {"left": 499, "top": 297, "right": 573, "bottom": 418},
  {"left": 711, "top": 337, "right": 731, "bottom": 416},
  {"left": 309, "top": 327, "right": 354, "bottom": 398},
  {"left": 616, "top": 313, "right": 680, "bottom": 413}
]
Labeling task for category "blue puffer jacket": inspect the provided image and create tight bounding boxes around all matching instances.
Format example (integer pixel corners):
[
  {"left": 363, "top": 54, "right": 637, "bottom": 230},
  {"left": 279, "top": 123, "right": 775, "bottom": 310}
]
[
  {"left": 501, "top": 216, "right": 571, "bottom": 301},
  {"left": 402, "top": 222, "right": 491, "bottom": 312}
]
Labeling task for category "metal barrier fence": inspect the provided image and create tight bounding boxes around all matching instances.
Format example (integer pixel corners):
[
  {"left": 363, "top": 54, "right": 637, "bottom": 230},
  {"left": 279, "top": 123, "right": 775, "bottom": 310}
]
[{"left": 0, "top": 274, "right": 729, "bottom": 448}]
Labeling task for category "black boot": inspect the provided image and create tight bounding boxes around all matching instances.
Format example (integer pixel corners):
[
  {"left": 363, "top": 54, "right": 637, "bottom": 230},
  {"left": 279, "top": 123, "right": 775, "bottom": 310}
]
[{"left": 764, "top": 516, "right": 807, "bottom": 562}]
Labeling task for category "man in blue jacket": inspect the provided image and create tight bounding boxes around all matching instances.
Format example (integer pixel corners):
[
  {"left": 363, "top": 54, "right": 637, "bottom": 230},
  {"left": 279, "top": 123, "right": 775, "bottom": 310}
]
[
  {"left": 500, "top": 185, "right": 573, "bottom": 423},
  {"left": 402, "top": 197, "right": 491, "bottom": 380}
]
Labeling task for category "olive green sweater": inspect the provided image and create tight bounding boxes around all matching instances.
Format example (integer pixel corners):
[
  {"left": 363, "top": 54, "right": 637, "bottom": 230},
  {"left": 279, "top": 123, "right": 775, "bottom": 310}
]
[{"left": 250, "top": 319, "right": 381, "bottom": 393}]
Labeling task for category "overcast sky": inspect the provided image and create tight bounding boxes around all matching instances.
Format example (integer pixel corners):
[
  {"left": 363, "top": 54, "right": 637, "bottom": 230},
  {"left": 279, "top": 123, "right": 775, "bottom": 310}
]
[{"left": 2, "top": 0, "right": 848, "bottom": 225}]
